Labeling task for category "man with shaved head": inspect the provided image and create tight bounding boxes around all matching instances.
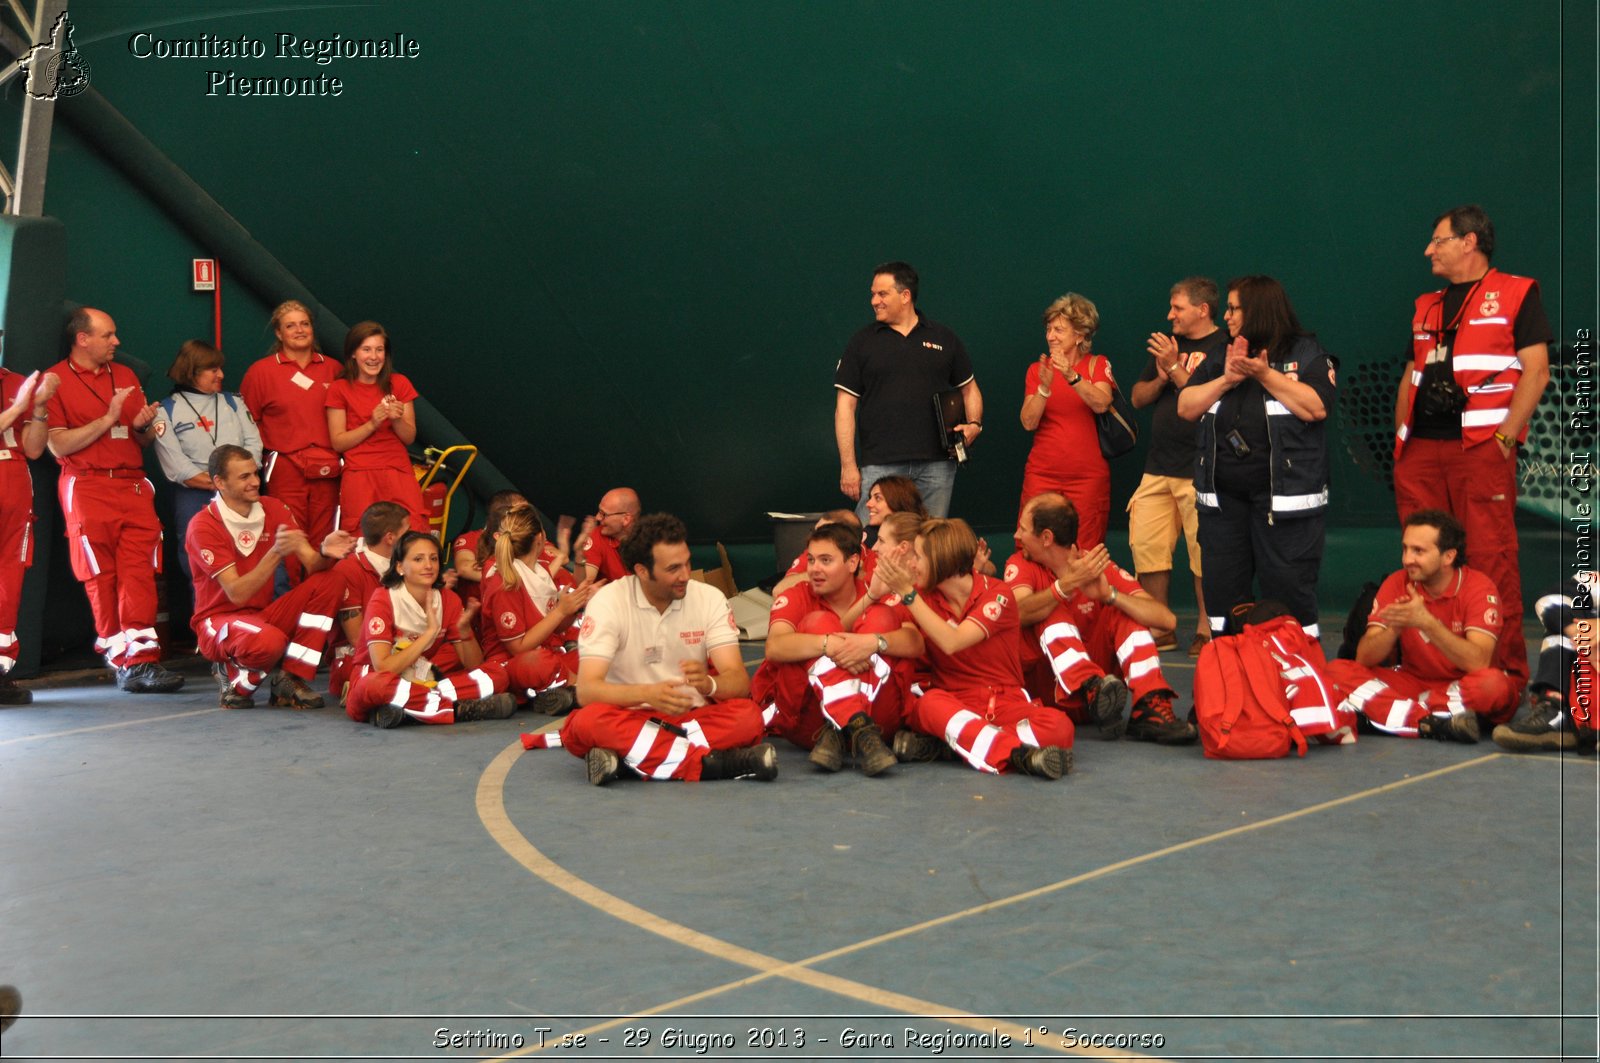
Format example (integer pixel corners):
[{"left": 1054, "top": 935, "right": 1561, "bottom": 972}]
[{"left": 581, "top": 486, "right": 640, "bottom": 582}]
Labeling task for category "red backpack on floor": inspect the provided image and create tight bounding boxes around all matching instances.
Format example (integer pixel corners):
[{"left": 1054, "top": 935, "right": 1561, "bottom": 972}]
[{"left": 1194, "top": 615, "right": 1326, "bottom": 759}]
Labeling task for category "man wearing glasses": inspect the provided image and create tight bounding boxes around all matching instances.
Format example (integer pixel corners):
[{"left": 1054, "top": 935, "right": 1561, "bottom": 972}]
[
  {"left": 1392, "top": 204, "right": 1552, "bottom": 698},
  {"left": 581, "top": 486, "right": 640, "bottom": 582}
]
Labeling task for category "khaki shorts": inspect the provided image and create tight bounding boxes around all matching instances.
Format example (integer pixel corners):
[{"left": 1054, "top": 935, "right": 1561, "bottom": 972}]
[{"left": 1126, "top": 473, "right": 1202, "bottom": 576}]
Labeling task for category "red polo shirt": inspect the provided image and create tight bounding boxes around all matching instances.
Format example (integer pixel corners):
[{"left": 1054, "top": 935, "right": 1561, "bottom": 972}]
[
  {"left": 239, "top": 351, "right": 341, "bottom": 454},
  {"left": 44, "top": 358, "right": 148, "bottom": 473}
]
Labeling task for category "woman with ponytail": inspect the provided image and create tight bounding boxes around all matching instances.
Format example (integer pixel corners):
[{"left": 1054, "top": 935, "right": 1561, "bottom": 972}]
[{"left": 480, "top": 503, "right": 604, "bottom": 715}]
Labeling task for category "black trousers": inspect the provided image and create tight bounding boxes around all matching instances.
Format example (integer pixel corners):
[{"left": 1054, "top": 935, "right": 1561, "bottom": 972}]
[{"left": 1198, "top": 488, "right": 1325, "bottom": 636}]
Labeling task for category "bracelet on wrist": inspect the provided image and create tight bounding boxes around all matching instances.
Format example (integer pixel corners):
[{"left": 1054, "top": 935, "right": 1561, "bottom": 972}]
[{"left": 706, "top": 674, "right": 719, "bottom": 698}]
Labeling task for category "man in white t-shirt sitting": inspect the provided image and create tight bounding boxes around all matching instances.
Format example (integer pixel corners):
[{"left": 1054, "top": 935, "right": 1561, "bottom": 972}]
[{"left": 559, "top": 512, "right": 777, "bottom": 785}]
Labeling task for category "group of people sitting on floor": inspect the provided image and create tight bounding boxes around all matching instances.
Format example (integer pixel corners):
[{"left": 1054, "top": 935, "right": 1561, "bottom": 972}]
[{"left": 168, "top": 437, "right": 1595, "bottom": 787}]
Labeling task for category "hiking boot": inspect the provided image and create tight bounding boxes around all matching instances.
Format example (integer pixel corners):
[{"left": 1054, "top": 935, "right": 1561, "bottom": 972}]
[
  {"left": 1417, "top": 709, "right": 1480, "bottom": 744},
  {"left": 1008, "top": 744, "right": 1071, "bottom": 779},
  {"left": 1189, "top": 633, "right": 1210, "bottom": 658},
  {"left": 1493, "top": 695, "right": 1576, "bottom": 753},
  {"left": 117, "top": 662, "right": 185, "bottom": 694},
  {"left": 808, "top": 724, "right": 845, "bottom": 772},
  {"left": 844, "top": 713, "right": 895, "bottom": 777},
  {"left": 1127, "top": 690, "right": 1197, "bottom": 745},
  {"left": 700, "top": 742, "right": 779, "bottom": 781},
  {"left": 529, "top": 686, "right": 579, "bottom": 716},
  {"left": 0, "top": 676, "right": 32, "bottom": 705},
  {"left": 453, "top": 692, "right": 517, "bottom": 722},
  {"left": 1083, "top": 674, "right": 1128, "bottom": 739},
  {"left": 212, "top": 662, "right": 253, "bottom": 710},
  {"left": 371, "top": 704, "right": 406, "bottom": 729},
  {"left": 269, "top": 670, "right": 324, "bottom": 710},
  {"left": 586, "top": 747, "right": 622, "bottom": 786},
  {"left": 892, "top": 728, "right": 946, "bottom": 763}
]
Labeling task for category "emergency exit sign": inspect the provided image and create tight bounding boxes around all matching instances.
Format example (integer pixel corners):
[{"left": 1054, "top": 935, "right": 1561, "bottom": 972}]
[{"left": 193, "top": 259, "right": 217, "bottom": 291}]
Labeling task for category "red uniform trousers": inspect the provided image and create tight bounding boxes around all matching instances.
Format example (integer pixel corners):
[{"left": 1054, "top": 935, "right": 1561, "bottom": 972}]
[
  {"left": 1393, "top": 438, "right": 1526, "bottom": 693},
  {"left": 345, "top": 647, "right": 509, "bottom": 725},
  {"left": 503, "top": 645, "right": 578, "bottom": 700},
  {"left": 59, "top": 472, "right": 163, "bottom": 666},
  {"left": 338, "top": 466, "right": 428, "bottom": 536},
  {"left": 753, "top": 606, "right": 906, "bottom": 748},
  {"left": 558, "top": 699, "right": 766, "bottom": 781},
  {"left": 262, "top": 453, "right": 340, "bottom": 585},
  {"left": 905, "top": 686, "right": 1074, "bottom": 773},
  {"left": 0, "top": 463, "right": 35, "bottom": 675},
  {"left": 1039, "top": 607, "right": 1169, "bottom": 723},
  {"left": 196, "top": 571, "right": 341, "bottom": 698},
  {"left": 1325, "top": 658, "right": 1517, "bottom": 737},
  {"left": 1020, "top": 470, "right": 1109, "bottom": 550}
]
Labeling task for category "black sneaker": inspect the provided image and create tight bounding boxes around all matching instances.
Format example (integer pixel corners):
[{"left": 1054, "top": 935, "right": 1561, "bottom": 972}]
[
  {"left": 892, "top": 728, "right": 946, "bottom": 763},
  {"left": 808, "top": 725, "right": 845, "bottom": 772},
  {"left": 701, "top": 742, "right": 779, "bottom": 781},
  {"left": 453, "top": 692, "right": 517, "bottom": 722},
  {"left": 117, "top": 662, "right": 185, "bottom": 694},
  {"left": 586, "top": 747, "right": 621, "bottom": 786},
  {"left": 1083, "top": 674, "right": 1128, "bottom": 740},
  {"left": 1008, "top": 745, "right": 1071, "bottom": 779},
  {"left": 269, "top": 670, "right": 324, "bottom": 710},
  {"left": 212, "top": 662, "right": 253, "bottom": 710},
  {"left": 1417, "top": 709, "right": 1480, "bottom": 744},
  {"left": 371, "top": 704, "right": 406, "bottom": 729},
  {"left": 1492, "top": 695, "right": 1576, "bottom": 753},
  {"left": 844, "top": 713, "right": 896, "bottom": 777},
  {"left": 529, "top": 686, "right": 579, "bottom": 716},
  {"left": 0, "top": 676, "right": 32, "bottom": 705},
  {"left": 1127, "top": 690, "right": 1197, "bottom": 745}
]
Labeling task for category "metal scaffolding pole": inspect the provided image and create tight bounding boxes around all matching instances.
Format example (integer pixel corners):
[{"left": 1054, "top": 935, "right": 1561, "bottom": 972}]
[{"left": 2, "top": 0, "right": 69, "bottom": 216}]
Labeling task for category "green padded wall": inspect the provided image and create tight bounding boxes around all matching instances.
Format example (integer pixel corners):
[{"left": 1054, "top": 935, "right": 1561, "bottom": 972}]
[{"left": 2, "top": 0, "right": 1586, "bottom": 551}]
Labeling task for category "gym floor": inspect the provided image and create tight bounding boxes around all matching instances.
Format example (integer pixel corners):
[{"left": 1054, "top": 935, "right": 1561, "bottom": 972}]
[{"left": 1, "top": 628, "right": 1595, "bottom": 1063}]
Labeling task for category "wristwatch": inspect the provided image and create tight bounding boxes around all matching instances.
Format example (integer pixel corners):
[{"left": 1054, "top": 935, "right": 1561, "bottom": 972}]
[
  {"left": 901, "top": 589, "right": 917, "bottom": 606},
  {"left": 875, "top": 635, "right": 889, "bottom": 654}
]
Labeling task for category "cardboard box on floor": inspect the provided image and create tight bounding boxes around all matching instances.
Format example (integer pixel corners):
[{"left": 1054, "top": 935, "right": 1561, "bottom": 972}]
[{"left": 689, "top": 543, "right": 738, "bottom": 598}]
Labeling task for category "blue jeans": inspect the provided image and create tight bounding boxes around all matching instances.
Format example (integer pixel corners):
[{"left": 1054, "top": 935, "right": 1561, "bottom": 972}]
[
  {"left": 172, "top": 485, "right": 213, "bottom": 580},
  {"left": 856, "top": 460, "right": 958, "bottom": 521}
]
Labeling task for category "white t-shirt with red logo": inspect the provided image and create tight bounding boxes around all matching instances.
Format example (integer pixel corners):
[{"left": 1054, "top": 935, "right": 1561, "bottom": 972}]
[{"left": 578, "top": 577, "right": 738, "bottom": 708}]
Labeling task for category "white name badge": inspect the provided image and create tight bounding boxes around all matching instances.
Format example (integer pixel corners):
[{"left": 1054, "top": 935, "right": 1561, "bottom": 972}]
[
  {"left": 643, "top": 645, "right": 664, "bottom": 665},
  {"left": 291, "top": 371, "right": 315, "bottom": 390},
  {"left": 109, "top": 425, "right": 130, "bottom": 439}
]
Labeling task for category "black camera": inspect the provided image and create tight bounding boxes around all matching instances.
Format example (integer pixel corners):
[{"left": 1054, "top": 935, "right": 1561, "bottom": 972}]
[{"left": 1417, "top": 376, "right": 1467, "bottom": 419}]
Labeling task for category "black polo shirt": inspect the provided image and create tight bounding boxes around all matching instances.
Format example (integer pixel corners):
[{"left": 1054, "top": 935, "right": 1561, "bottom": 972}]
[
  {"left": 834, "top": 315, "right": 975, "bottom": 464},
  {"left": 1140, "top": 327, "right": 1229, "bottom": 477}
]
